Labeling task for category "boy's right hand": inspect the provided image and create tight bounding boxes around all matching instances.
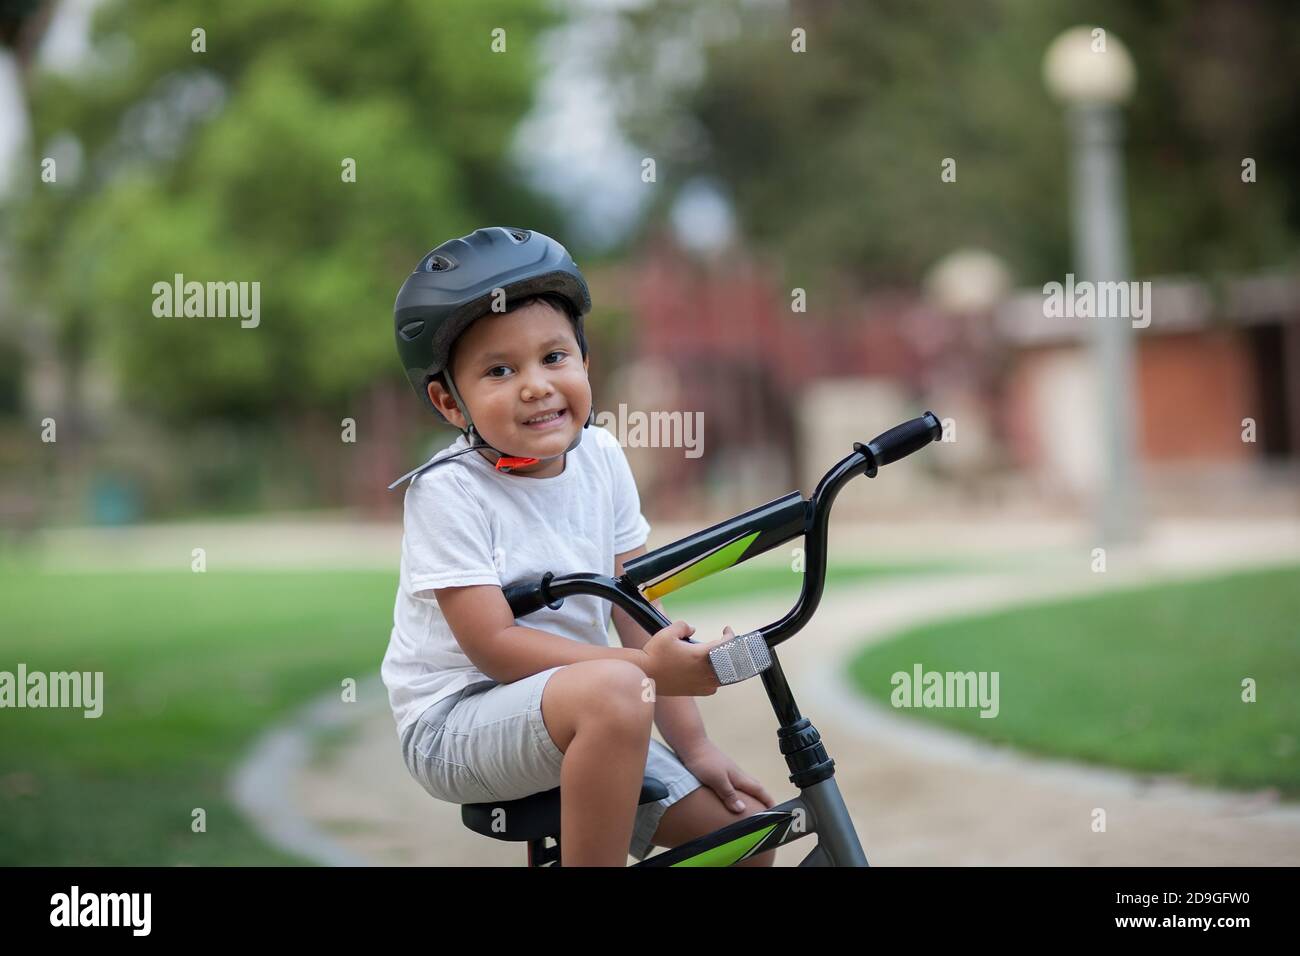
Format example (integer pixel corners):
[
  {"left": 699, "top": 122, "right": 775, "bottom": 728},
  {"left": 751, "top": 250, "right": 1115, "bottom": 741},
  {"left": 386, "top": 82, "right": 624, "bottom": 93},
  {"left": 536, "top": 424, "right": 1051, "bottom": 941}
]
[{"left": 639, "top": 621, "right": 729, "bottom": 697}]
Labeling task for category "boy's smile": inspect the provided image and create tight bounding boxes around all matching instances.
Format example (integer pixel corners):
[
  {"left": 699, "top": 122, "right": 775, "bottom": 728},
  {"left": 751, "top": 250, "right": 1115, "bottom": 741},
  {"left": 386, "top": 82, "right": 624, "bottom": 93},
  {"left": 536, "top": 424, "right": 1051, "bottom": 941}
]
[{"left": 427, "top": 300, "right": 592, "bottom": 479}]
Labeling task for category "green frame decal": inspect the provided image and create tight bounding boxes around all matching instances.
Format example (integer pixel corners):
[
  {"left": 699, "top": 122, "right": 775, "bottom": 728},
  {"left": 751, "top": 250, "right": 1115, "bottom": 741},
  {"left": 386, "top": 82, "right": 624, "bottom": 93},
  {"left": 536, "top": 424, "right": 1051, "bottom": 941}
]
[
  {"left": 643, "top": 531, "right": 760, "bottom": 600},
  {"left": 671, "top": 823, "right": 778, "bottom": 867}
]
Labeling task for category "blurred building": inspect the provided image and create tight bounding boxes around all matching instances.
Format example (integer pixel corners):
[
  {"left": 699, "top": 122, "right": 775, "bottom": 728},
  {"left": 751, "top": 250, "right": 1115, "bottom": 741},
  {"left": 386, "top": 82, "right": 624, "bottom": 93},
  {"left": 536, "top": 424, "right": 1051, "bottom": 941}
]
[
  {"left": 614, "top": 234, "right": 1300, "bottom": 521},
  {"left": 998, "top": 273, "right": 1300, "bottom": 513},
  {"left": 611, "top": 232, "right": 986, "bottom": 519}
]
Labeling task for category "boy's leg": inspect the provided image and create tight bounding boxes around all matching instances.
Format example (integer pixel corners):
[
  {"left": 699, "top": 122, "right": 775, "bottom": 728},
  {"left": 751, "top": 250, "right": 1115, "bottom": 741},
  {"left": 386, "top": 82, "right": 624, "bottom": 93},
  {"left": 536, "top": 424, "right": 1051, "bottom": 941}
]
[
  {"left": 649, "top": 787, "right": 778, "bottom": 867},
  {"left": 540, "top": 659, "right": 655, "bottom": 867}
]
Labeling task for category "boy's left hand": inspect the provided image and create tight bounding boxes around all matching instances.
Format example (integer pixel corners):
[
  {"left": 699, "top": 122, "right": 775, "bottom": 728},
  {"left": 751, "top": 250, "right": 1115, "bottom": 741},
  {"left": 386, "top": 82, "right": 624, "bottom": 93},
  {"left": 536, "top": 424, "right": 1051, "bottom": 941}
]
[{"left": 679, "top": 740, "right": 775, "bottom": 814}]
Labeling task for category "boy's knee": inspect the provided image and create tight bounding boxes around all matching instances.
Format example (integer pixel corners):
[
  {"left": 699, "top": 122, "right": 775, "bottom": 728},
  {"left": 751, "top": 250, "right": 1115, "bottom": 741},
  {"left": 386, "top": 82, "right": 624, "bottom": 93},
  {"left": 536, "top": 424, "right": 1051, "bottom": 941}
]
[{"left": 557, "top": 659, "right": 653, "bottom": 730}]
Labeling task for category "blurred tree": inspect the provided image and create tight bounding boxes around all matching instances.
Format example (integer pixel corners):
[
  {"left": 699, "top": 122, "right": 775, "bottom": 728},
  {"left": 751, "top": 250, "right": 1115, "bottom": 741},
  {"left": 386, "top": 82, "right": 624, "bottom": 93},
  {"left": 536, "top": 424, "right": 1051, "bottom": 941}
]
[
  {"left": 600, "top": 0, "right": 1300, "bottom": 293},
  {"left": 7, "top": 0, "right": 569, "bottom": 422}
]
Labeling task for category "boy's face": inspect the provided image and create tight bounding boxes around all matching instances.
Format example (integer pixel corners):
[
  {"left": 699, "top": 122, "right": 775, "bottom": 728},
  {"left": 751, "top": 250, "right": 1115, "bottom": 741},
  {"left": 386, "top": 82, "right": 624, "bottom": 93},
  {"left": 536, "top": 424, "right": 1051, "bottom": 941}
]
[{"left": 427, "top": 300, "right": 591, "bottom": 477}]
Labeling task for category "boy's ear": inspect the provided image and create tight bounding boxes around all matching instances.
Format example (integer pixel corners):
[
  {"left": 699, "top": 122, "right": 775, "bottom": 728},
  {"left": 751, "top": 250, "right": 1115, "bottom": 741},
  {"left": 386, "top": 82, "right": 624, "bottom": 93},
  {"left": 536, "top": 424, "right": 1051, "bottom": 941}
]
[{"left": 426, "top": 378, "right": 467, "bottom": 429}]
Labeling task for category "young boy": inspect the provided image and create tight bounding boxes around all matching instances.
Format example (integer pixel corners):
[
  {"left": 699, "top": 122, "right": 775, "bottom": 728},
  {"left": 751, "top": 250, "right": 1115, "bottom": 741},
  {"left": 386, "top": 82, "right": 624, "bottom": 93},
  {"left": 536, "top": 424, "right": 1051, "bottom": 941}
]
[{"left": 384, "top": 226, "right": 775, "bottom": 866}]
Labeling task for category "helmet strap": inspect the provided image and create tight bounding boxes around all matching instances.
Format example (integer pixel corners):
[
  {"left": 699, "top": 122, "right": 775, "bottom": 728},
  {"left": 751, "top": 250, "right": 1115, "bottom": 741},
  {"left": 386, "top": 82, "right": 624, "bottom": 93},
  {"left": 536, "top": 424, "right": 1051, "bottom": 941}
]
[{"left": 444, "top": 369, "right": 593, "bottom": 473}]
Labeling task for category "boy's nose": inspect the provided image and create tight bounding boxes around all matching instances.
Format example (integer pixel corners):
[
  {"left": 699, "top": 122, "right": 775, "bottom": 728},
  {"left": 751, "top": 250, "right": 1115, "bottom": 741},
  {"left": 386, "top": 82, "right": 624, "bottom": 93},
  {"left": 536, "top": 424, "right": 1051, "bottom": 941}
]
[{"left": 519, "top": 374, "right": 553, "bottom": 402}]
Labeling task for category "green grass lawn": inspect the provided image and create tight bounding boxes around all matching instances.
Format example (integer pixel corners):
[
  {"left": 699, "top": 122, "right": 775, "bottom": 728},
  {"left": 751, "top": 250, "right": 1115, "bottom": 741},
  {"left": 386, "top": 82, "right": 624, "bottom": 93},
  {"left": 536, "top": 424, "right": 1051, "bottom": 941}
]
[
  {"left": 0, "top": 553, "right": 951, "bottom": 865},
  {"left": 847, "top": 564, "right": 1300, "bottom": 797},
  {"left": 0, "top": 568, "right": 402, "bottom": 865}
]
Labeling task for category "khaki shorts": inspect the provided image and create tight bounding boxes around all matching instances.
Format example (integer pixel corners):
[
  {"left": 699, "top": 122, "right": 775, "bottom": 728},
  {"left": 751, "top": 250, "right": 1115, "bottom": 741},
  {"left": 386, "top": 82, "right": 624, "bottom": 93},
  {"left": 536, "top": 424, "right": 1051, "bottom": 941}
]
[{"left": 402, "top": 665, "right": 703, "bottom": 862}]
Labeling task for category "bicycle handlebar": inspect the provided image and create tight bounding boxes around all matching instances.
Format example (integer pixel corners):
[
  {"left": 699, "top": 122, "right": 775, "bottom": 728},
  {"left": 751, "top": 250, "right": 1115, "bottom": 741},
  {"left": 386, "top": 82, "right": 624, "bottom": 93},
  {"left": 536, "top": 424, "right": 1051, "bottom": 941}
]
[
  {"left": 856, "top": 411, "right": 943, "bottom": 474},
  {"left": 500, "top": 411, "right": 944, "bottom": 692}
]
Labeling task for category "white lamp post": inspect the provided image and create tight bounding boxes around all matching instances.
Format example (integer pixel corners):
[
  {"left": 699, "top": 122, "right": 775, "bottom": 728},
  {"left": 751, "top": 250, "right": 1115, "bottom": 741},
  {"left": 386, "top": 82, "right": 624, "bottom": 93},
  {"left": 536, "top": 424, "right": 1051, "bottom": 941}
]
[{"left": 1044, "top": 26, "right": 1142, "bottom": 546}]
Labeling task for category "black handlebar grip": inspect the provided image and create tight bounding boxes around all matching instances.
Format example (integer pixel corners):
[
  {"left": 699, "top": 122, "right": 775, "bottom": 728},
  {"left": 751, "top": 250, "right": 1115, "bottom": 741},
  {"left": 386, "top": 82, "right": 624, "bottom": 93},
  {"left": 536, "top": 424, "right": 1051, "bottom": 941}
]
[
  {"left": 861, "top": 411, "right": 943, "bottom": 468},
  {"left": 502, "top": 574, "right": 562, "bottom": 618}
]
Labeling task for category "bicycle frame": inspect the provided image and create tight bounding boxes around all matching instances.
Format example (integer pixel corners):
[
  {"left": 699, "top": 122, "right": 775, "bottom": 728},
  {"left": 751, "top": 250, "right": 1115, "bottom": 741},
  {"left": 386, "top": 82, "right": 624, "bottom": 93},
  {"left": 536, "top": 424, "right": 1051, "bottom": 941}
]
[
  {"left": 631, "top": 779, "right": 867, "bottom": 867},
  {"left": 502, "top": 412, "right": 943, "bottom": 866}
]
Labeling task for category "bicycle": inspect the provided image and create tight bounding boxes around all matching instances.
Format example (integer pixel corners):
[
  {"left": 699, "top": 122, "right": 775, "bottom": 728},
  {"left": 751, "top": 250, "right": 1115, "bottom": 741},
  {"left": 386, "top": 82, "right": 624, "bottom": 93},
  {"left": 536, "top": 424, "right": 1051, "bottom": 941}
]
[{"left": 458, "top": 411, "right": 944, "bottom": 866}]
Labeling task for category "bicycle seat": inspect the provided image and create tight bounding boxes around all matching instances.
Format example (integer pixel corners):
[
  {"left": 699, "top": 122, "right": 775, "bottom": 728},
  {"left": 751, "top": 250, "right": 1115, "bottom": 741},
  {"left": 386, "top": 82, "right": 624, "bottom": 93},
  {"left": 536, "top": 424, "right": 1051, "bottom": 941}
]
[{"left": 461, "top": 776, "right": 670, "bottom": 842}]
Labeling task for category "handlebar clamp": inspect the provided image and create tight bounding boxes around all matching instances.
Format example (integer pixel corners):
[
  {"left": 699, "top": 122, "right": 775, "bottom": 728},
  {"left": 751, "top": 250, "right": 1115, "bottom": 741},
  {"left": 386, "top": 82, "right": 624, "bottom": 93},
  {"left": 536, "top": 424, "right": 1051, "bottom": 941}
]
[{"left": 708, "top": 630, "right": 773, "bottom": 686}]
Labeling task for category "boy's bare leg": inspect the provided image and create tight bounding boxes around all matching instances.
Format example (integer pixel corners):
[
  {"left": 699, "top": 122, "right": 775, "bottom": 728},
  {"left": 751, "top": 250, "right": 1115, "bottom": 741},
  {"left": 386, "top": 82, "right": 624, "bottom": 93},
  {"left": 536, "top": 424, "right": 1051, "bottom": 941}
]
[
  {"left": 647, "top": 786, "right": 778, "bottom": 866},
  {"left": 540, "top": 659, "right": 655, "bottom": 866}
]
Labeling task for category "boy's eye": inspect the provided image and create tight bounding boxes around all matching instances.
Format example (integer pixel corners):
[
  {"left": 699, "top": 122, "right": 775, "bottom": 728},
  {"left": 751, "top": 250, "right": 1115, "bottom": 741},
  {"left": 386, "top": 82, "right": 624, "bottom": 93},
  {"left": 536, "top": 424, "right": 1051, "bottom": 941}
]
[{"left": 485, "top": 352, "right": 565, "bottom": 377}]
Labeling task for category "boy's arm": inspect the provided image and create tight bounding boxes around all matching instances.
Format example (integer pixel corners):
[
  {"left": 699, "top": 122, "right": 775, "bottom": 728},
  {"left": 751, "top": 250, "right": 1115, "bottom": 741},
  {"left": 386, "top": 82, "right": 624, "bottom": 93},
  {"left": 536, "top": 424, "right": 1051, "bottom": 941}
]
[
  {"left": 435, "top": 584, "right": 650, "bottom": 684},
  {"left": 611, "top": 545, "right": 711, "bottom": 761}
]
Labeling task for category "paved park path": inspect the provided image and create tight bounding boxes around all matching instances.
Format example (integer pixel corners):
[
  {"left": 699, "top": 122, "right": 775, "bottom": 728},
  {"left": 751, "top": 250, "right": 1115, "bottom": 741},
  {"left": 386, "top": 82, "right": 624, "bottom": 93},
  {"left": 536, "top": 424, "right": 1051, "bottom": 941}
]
[{"left": 234, "top": 519, "right": 1300, "bottom": 865}]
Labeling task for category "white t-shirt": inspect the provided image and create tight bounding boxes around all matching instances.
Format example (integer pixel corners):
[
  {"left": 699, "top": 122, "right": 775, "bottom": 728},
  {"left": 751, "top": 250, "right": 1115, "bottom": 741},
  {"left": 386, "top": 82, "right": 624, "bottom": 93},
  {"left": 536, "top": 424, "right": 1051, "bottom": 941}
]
[{"left": 382, "top": 425, "right": 652, "bottom": 737}]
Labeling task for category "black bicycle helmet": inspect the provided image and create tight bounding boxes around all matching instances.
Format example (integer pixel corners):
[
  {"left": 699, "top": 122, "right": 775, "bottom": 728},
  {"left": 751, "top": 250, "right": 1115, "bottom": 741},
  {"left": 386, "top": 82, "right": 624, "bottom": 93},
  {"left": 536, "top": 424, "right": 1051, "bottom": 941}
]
[
  {"left": 395, "top": 226, "right": 592, "bottom": 416},
  {"left": 389, "top": 227, "right": 596, "bottom": 487}
]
